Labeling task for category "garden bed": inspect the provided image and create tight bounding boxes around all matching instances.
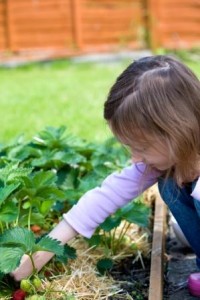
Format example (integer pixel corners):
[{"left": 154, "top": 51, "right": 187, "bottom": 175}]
[
  {"left": 2, "top": 185, "right": 190, "bottom": 300},
  {"left": 2, "top": 182, "right": 192, "bottom": 300}
]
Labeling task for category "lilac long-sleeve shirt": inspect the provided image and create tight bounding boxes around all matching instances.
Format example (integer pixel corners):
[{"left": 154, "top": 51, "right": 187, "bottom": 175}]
[{"left": 63, "top": 162, "right": 160, "bottom": 238}]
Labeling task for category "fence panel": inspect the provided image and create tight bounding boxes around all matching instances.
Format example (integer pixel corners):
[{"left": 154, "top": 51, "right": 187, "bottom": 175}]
[
  {"left": 148, "top": 0, "right": 200, "bottom": 49},
  {"left": 80, "top": 0, "right": 145, "bottom": 50},
  {"left": 1, "top": 0, "right": 145, "bottom": 53},
  {"left": 7, "top": 0, "right": 74, "bottom": 51}
]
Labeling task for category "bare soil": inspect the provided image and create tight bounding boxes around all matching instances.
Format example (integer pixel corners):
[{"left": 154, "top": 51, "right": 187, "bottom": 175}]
[
  {"left": 109, "top": 255, "right": 150, "bottom": 300},
  {"left": 164, "top": 228, "right": 199, "bottom": 300},
  {"left": 108, "top": 215, "right": 200, "bottom": 300}
]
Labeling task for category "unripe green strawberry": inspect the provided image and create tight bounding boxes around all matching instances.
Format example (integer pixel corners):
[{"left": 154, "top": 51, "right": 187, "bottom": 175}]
[
  {"left": 26, "top": 296, "right": 45, "bottom": 300},
  {"left": 20, "top": 279, "right": 32, "bottom": 292},
  {"left": 42, "top": 224, "right": 49, "bottom": 231},
  {"left": 32, "top": 277, "right": 42, "bottom": 289}
]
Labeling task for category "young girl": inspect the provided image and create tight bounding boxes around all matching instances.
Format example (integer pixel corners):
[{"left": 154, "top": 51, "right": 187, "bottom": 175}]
[{"left": 12, "top": 55, "right": 200, "bottom": 296}]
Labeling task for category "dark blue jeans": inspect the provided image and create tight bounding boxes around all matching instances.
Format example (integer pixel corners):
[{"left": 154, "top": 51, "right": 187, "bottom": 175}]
[{"left": 158, "top": 177, "right": 200, "bottom": 268}]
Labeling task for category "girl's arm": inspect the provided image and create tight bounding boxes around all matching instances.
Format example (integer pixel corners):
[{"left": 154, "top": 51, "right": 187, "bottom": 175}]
[
  {"left": 11, "top": 162, "right": 159, "bottom": 281},
  {"left": 63, "top": 162, "right": 160, "bottom": 238}
]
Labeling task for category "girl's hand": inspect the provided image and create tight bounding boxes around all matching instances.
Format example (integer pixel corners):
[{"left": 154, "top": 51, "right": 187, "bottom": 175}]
[
  {"left": 10, "top": 220, "right": 77, "bottom": 281},
  {"left": 10, "top": 251, "right": 54, "bottom": 281}
]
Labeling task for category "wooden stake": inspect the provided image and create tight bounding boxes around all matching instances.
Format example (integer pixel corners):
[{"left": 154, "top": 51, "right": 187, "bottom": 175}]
[{"left": 149, "top": 187, "right": 166, "bottom": 300}]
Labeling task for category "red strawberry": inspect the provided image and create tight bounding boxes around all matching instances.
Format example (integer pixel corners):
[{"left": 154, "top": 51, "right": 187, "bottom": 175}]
[
  {"left": 31, "top": 225, "right": 41, "bottom": 233},
  {"left": 12, "top": 289, "right": 26, "bottom": 300}
]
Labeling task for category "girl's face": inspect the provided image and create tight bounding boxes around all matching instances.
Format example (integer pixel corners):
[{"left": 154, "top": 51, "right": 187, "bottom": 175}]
[{"left": 127, "top": 138, "right": 175, "bottom": 171}]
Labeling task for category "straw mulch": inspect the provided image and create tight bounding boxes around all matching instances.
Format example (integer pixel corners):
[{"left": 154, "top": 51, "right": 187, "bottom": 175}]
[
  {"left": 41, "top": 222, "right": 151, "bottom": 300},
  {"left": 42, "top": 240, "right": 121, "bottom": 299},
  {"left": 40, "top": 186, "right": 157, "bottom": 299}
]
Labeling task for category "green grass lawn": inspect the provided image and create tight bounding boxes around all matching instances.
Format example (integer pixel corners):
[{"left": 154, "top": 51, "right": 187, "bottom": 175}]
[
  {"left": 0, "top": 57, "right": 199, "bottom": 144},
  {"left": 0, "top": 60, "right": 129, "bottom": 143}
]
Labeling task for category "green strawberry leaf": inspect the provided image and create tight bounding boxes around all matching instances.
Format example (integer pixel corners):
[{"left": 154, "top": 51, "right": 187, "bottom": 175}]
[
  {"left": 0, "top": 163, "right": 32, "bottom": 184},
  {"left": 63, "top": 244, "right": 77, "bottom": 259},
  {"left": 0, "top": 227, "right": 35, "bottom": 253},
  {"left": 86, "top": 234, "right": 101, "bottom": 248},
  {"left": 56, "top": 244, "right": 77, "bottom": 263},
  {"left": 0, "top": 183, "right": 20, "bottom": 206},
  {"left": 36, "top": 186, "right": 66, "bottom": 201},
  {"left": 0, "top": 247, "right": 24, "bottom": 273},
  {"left": 96, "top": 258, "right": 114, "bottom": 275},
  {"left": 0, "top": 200, "right": 18, "bottom": 222},
  {"left": 39, "top": 200, "right": 54, "bottom": 215},
  {"left": 100, "top": 216, "right": 121, "bottom": 232},
  {"left": 118, "top": 200, "right": 150, "bottom": 227},
  {"left": 34, "top": 236, "right": 64, "bottom": 257},
  {"left": 32, "top": 171, "right": 57, "bottom": 188},
  {"left": 54, "top": 150, "right": 86, "bottom": 166},
  {"left": 19, "top": 212, "right": 44, "bottom": 226},
  {"left": 8, "top": 144, "right": 41, "bottom": 161}
]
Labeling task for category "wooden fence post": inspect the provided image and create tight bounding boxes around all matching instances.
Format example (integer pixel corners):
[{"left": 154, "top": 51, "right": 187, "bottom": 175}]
[
  {"left": 71, "top": 0, "right": 83, "bottom": 50},
  {"left": 4, "top": 0, "right": 16, "bottom": 52},
  {"left": 146, "top": 0, "right": 161, "bottom": 50}
]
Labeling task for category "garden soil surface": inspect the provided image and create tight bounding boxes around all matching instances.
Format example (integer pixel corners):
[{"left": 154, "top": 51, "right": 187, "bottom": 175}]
[
  {"left": 109, "top": 255, "right": 150, "bottom": 299},
  {"left": 164, "top": 221, "right": 199, "bottom": 300},
  {"left": 108, "top": 213, "right": 200, "bottom": 300}
]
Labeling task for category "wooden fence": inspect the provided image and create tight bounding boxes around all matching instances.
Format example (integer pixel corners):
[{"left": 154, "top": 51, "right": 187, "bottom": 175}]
[
  {"left": 0, "top": 0, "right": 144, "bottom": 54},
  {"left": 0, "top": 0, "right": 199, "bottom": 56}
]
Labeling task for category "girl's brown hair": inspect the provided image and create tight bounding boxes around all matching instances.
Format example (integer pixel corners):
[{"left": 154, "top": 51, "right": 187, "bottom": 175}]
[{"left": 104, "top": 55, "right": 200, "bottom": 186}]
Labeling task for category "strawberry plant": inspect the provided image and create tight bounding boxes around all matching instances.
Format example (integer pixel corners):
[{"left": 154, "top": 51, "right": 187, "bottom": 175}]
[
  {"left": 0, "top": 126, "right": 152, "bottom": 298},
  {"left": 15, "top": 170, "right": 66, "bottom": 229},
  {"left": 0, "top": 163, "right": 67, "bottom": 233},
  {"left": 86, "top": 196, "right": 150, "bottom": 274}
]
